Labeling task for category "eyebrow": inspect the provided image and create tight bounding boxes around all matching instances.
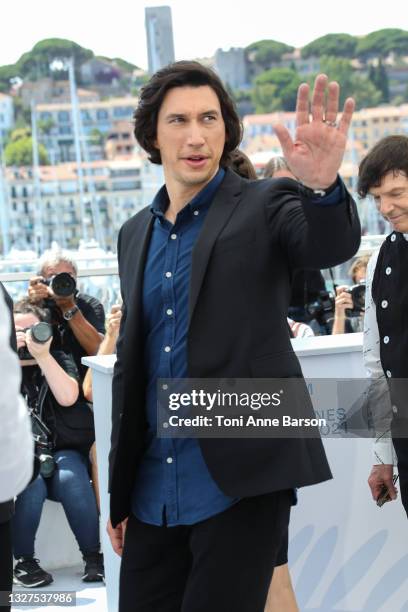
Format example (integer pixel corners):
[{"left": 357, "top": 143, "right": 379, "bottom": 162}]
[
  {"left": 371, "top": 187, "right": 406, "bottom": 197},
  {"left": 165, "top": 109, "right": 220, "bottom": 120}
]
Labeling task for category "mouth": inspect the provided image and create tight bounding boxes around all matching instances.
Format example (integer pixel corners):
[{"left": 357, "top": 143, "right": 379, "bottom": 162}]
[
  {"left": 388, "top": 213, "right": 406, "bottom": 223},
  {"left": 182, "top": 155, "right": 209, "bottom": 169}
]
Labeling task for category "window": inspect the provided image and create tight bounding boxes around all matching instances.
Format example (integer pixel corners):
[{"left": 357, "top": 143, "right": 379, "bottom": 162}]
[
  {"left": 97, "top": 109, "right": 109, "bottom": 120},
  {"left": 40, "top": 112, "right": 52, "bottom": 121},
  {"left": 81, "top": 110, "right": 91, "bottom": 122},
  {"left": 58, "top": 111, "right": 70, "bottom": 123},
  {"left": 113, "top": 106, "right": 133, "bottom": 119}
]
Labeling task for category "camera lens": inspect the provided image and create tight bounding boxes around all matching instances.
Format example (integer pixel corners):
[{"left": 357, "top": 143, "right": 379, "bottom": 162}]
[
  {"left": 38, "top": 453, "right": 55, "bottom": 478},
  {"left": 51, "top": 272, "right": 76, "bottom": 297},
  {"left": 31, "top": 322, "right": 53, "bottom": 344}
]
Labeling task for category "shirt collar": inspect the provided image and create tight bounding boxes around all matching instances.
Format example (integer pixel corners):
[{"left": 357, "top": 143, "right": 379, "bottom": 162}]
[{"left": 150, "top": 167, "right": 225, "bottom": 220}]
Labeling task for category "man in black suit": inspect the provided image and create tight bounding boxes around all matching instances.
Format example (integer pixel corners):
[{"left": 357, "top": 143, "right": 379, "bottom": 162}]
[{"left": 107, "top": 61, "right": 361, "bottom": 612}]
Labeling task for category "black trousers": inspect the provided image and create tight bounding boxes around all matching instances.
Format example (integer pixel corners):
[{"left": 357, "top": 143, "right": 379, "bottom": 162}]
[
  {"left": 0, "top": 520, "right": 12, "bottom": 612},
  {"left": 392, "top": 435, "right": 408, "bottom": 518},
  {"left": 119, "top": 490, "right": 292, "bottom": 612}
]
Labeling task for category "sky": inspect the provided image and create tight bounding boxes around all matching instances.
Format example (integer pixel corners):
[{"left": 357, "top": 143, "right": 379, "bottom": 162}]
[{"left": 1, "top": 0, "right": 405, "bottom": 70}]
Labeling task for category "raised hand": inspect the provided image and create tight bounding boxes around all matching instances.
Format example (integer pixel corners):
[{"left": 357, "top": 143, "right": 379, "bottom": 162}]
[{"left": 274, "top": 74, "right": 355, "bottom": 190}]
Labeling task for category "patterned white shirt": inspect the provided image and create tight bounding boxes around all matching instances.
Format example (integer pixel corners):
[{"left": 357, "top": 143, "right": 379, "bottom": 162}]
[{"left": 363, "top": 233, "right": 408, "bottom": 465}]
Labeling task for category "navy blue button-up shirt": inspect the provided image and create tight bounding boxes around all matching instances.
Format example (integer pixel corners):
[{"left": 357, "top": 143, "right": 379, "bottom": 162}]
[{"left": 131, "top": 168, "right": 239, "bottom": 526}]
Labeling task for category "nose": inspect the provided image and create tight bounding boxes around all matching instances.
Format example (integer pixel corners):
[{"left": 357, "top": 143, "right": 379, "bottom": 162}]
[
  {"left": 378, "top": 197, "right": 395, "bottom": 218},
  {"left": 186, "top": 121, "right": 205, "bottom": 147}
]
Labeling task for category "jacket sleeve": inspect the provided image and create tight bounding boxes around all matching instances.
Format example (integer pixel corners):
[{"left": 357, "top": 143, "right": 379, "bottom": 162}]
[
  {"left": 265, "top": 177, "right": 361, "bottom": 270},
  {"left": 108, "top": 226, "right": 125, "bottom": 493},
  {"left": 0, "top": 291, "right": 34, "bottom": 502}
]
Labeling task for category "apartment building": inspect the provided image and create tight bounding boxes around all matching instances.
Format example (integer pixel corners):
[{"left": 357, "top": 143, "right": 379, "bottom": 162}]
[
  {"left": 5, "top": 157, "right": 143, "bottom": 251},
  {"left": 36, "top": 96, "right": 138, "bottom": 162}
]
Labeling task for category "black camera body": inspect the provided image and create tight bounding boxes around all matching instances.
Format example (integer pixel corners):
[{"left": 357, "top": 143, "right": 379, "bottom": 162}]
[
  {"left": 18, "top": 321, "right": 53, "bottom": 360},
  {"left": 42, "top": 272, "right": 77, "bottom": 298},
  {"left": 346, "top": 283, "right": 366, "bottom": 316},
  {"left": 306, "top": 290, "right": 335, "bottom": 323}
]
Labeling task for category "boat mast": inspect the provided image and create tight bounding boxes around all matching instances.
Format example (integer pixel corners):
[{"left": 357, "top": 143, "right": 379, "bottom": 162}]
[{"left": 68, "top": 58, "right": 89, "bottom": 243}]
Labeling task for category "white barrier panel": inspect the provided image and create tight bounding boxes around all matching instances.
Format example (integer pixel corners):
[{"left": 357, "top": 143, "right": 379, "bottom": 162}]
[{"left": 81, "top": 335, "right": 408, "bottom": 612}]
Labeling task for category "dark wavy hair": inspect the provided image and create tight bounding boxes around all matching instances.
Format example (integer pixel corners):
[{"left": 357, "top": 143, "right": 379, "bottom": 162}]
[
  {"left": 358, "top": 135, "right": 408, "bottom": 198},
  {"left": 134, "top": 61, "right": 243, "bottom": 166},
  {"left": 228, "top": 149, "right": 257, "bottom": 180}
]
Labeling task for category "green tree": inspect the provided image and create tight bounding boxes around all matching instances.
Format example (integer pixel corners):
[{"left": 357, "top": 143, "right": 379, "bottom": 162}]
[
  {"left": 4, "top": 136, "right": 49, "bottom": 166},
  {"left": 9, "top": 127, "right": 31, "bottom": 142},
  {"left": 89, "top": 128, "right": 104, "bottom": 146},
  {"left": 317, "top": 56, "right": 382, "bottom": 108},
  {"left": 38, "top": 117, "right": 55, "bottom": 135},
  {"left": 368, "top": 60, "right": 390, "bottom": 103},
  {"left": 302, "top": 33, "right": 358, "bottom": 59},
  {"left": 245, "top": 39, "right": 294, "bottom": 68},
  {"left": 0, "top": 64, "right": 19, "bottom": 93},
  {"left": 254, "top": 68, "right": 301, "bottom": 111},
  {"left": 251, "top": 83, "right": 280, "bottom": 113},
  {"left": 356, "top": 29, "right": 408, "bottom": 59},
  {"left": 16, "top": 38, "right": 93, "bottom": 83},
  {"left": 349, "top": 74, "right": 382, "bottom": 108}
]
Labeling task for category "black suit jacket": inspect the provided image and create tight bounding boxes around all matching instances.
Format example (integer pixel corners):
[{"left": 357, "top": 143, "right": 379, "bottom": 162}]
[{"left": 109, "top": 170, "right": 361, "bottom": 526}]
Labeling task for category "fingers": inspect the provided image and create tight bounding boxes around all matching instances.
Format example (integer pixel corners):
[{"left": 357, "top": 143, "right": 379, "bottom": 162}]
[
  {"left": 295, "top": 82, "right": 310, "bottom": 126},
  {"left": 107, "top": 520, "right": 124, "bottom": 557},
  {"left": 324, "top": 81, "right": 340, "bottom": 124},
  {"left": 310, "top": 74, "right": 328, "bottom": 122},
  {"left": 338, "top": 97, "right": 355, "bottom": 135},
  {"left": 273, "top": 124, "right": 294, "bottom": 159}
]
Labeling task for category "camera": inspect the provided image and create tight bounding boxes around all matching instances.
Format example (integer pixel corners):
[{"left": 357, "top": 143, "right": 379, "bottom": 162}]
[
  {"left": 30, "top": 410, "right": 55, "bottom": 478},
  {"left": 42, "top": 272, "right": 77, "bottom": 298},
  {"left": 306, "top": 290, "right": 335, "bottom": 322},
  {"left": 346, "top": 282, "right": 366, "bottom": 316},
  {"left": 18, "top": 321, "right": 53, "bottom": 360}
]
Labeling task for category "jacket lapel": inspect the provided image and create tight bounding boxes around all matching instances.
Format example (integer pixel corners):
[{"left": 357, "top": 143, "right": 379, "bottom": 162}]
[{"left": 188, "top": 169, "right": 243, "bottom": 328}]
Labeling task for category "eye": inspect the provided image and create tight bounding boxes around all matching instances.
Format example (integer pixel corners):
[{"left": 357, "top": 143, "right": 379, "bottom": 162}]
[
  {"left": 203, "top": 115, "right": 217, "bottom": 122},
  {"left": 169, "top": 117, "right": 185, "bottom": 124}
]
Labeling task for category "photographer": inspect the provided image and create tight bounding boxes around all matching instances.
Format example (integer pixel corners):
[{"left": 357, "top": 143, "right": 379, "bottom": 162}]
[
  {"left": 27, "top": 251, "right": 105, "bottom": 380},
  {"left": 12, "top": 300, "right": 103, "bottom": 587},
  {"left": 331, "top": 256, "right": 369, "bottom": 334}
]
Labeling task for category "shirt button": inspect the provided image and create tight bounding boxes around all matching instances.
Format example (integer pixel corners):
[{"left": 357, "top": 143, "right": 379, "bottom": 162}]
[
  {"left": 170, "top": 233, "right": 177, "bottom": 240},
  {"left": 166, "top": 308, "right": 173, "bottom": 316},
  {"left": 391, "top": 234, "right": 396, "bottom": 242},
  {"left": 392, "top": 405, "right": 398, "bottom": 414},
  {"left": 166, "top": 457, "right": 173, "bottom": 464},
  {"left": 162, "top": 383, "right": 168, "bottom": 390},
  {"left": 385, "top": 267, "right": 392, "bottom": 275},
  {"left": 381, "top": 300, "right": 388, "bottom": 308},
  {"left": 193, "top": 210, "right": 199, "bottom": 216},
  {"left": 163, "top": 422, "right": 169, "bottom": 428},
  {"left": 383, "top": 336, "right": 390, "bottom": 344},
  {"left": 164, "top": 345, "right": 171, "bottom": 353},
  {"left": 386, "top": 370, "right": 392, "bottom": 378},
  {"left": 165, "top": 271, "right": 172, "bottom": 278}
]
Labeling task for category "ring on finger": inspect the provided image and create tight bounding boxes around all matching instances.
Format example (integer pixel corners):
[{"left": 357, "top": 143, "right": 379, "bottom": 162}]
[{"left": 323, "top": 119, "right": 338, "bottom": 128}]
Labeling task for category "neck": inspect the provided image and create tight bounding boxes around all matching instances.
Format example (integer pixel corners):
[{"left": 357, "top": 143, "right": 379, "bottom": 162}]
[{"left": 164, "top": 168, "right": 219, "bottom": 223}]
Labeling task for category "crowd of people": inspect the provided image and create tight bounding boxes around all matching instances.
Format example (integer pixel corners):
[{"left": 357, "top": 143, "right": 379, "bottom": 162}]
[{"left": 1, "top": 59, "right": 407, "bottom": 612}]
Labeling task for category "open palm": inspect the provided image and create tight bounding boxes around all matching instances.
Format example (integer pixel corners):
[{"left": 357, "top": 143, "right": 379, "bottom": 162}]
[{"left": 274, "top": 75, "right": 355, "bottom": 190}]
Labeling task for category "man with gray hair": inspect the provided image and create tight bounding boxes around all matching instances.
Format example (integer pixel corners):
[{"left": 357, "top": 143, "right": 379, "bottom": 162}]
[{"left": 27, "top": 250, "right": 105, "bottom": 380}]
